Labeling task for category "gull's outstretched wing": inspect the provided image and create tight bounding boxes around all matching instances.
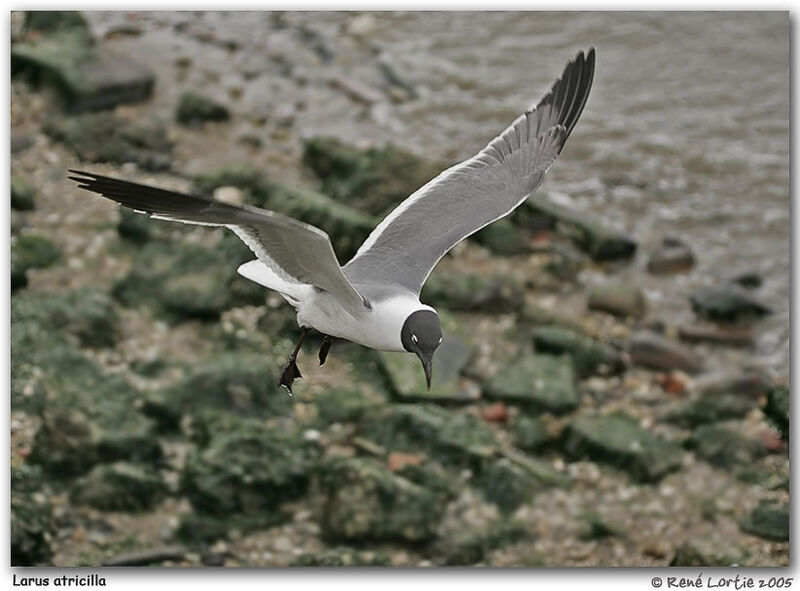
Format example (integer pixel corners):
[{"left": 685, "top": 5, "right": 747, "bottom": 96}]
[
  {"left": 344, "top": 48, "right": 595, "bottom": 295},
  {"left": 69, "top": 170, "right": 368, "bottom": 315}
]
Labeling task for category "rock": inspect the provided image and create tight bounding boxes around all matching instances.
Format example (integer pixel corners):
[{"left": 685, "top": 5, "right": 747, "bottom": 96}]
[
  {"left": 13, "top": 16, "right": 154, "bottom": 112},
  {"left": 688, "top": 425, "right": 766, "bottom": 469},
  {"left": 11, "top": 132, "right": 34, "bottom": 154},
  {"left": 678, "top": 323, "right": 754, "bottom": 347},
  {"left": 378, "top": 332, "right": 476, "bottom": 402},
  {"left": 694, "top": 370, "right": 774, "bottom": 399},
  {"left": 739, "top": 500, "right": 789, "bottom": 541},
  {"left": 192, "top": 165, "right": 263, "bottom": 195},
  {"left": 113, "top": 240, "right": 263, "bottom": 321},
  {"left": 473, "top": 218, "right": 530, "bottom": 255},
  {"left": 393, "top": 461, "right": 459, "bottom": 501},
  {"left": 45, "top": 112, "right": 170, "bottom": 170},
  {"left": 481, "top": 402, "right": 508, "bottom": 423},
  {"left": 250, "top": 180, "right": 376, "bottom": 261},
  {"left": 181, "top": 418, "right": 311, "bottom": 516},
  {"left": 587, "top": 282, "right": 646, "bottom": 319},
  {"left": 665, "top": 394, "right": 757, "bottom": 428},
  {"left": 358, "top": 404, "right": 498, "bottom": 466},
  {"left": 17, "top": 288, "right": 117, "bottom": 349},
  {"left": 143, "top": 353, "right": 291, "bottom": 432},
  {"left": 70, "top": 462, "right": 167, "bottom": 512},
  {"left": 23, "top": 346, "right": 161, "bottom": 476},
  {"left": 562, "top": 413, "right": 683, "bottom": 482},
  {"left": 513, "top": 415, "right": 549, "bottom": 451},
  {"left": 291, "top": 547, "right": 391, "bottom": 566},
  {"left": 628, "top": 331, "right": 703, "bottom": 373},
  {"left": 479, "top": 452, "right": 569, "bottom": 514},
  {"left": 690, "top": 286, "right": 771, "bottom": 323},
  {"left": 314, "top": 387, "right": 383, "bottom": 426},
  {"left": 11, "top": 234, "right": 60, "bottom": 290},
  {"left": 117, "top": 209, "right": 151, "bottom": 243},
  {"left": 730, "top": 272, "right": 763, "bottom": 290},
  {"left": 302, "top": 136, "right": 445, "bottom": 218},
  {"left": 521, "top": 302, "right": 588, "bottom": 334},
  {"left": 312, "top": 457, "right": 446, "bottom": 542},
  {"left": 579, "top": 511, "right": 626, "bottom": 540},
  {"left": 421, "top": 270, "right": 525, "bottom": 313},
  {"left": 11, "top": 174, "right": 36, "bottom": 210},
  {"left": 484, "top": 353, "right": 578, "bottom": 414},
  {"left": 532, "top": 325, "right": 625, "bottom": 377},
  {"left": 213, "top": 185, "right": 244, "bottom": 205},
  {"left": 764, "top": 386, "right": 789, "bottom": 440},
  {"left": 11, "top": 464, "right": 53, "bottom": 566},
  {"left": 544, "top": 242, "right": 587, "bottom": 281},
  {"left": 24, "top": 11, "right": 89, "bottom": 33},
  {"left": 646, "top": 236, "right": 695, "bottom": 274},
  {"left": 519, "top": 194, "right": 636, "bottom": 261},
  {"left": 430, "top": 520, "right": 529, "bottom": 566},
  {"left": 671, "top": 534, "right": 746, "bottom": 566},
  {"left": 176, "top": 91, "right": 230, "bottom": 125}
]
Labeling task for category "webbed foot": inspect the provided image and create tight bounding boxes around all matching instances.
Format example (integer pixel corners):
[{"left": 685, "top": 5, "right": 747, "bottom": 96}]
[
  {"left": 319, "top": 335, "right": 332, "bottom": 366},
  {"left": 278, "top": 358, "right": 302, "bottom": 394}
]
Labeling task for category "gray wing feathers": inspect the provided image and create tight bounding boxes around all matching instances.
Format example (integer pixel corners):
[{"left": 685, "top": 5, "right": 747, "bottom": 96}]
[
  {"left": 345, "top": 48, "right": 595, "bottom": 294},
  {"left": 68, "top": 170, "right": 367, "bottom": 314}
]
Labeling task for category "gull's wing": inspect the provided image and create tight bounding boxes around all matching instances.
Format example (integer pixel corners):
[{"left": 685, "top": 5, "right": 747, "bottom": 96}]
[
  {"left": 344, "top": 48, "right": 595, "bottom": 295},
  {"left": 68, "top": 170, "right": 368, "bottom": 315}
]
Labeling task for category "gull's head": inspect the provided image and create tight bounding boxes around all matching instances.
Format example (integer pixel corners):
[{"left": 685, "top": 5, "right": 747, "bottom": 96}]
[{"left": 401, "top": 309, "right": 442, "bottom": 390}]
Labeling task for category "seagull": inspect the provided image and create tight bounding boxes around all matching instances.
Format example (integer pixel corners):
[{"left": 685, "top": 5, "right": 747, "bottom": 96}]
[{"left": 69, "top": 48, "right": 595, "bottom": 393}]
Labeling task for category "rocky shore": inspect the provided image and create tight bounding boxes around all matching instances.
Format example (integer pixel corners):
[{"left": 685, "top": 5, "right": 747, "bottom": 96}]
[{"left": 11, "top": 12, "right": 789, "bottom": 567}]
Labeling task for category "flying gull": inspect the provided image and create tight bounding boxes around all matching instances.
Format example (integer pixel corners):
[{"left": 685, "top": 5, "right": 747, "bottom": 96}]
[{"left": 69, "top": 48, "right": 595, "bottom": 393}]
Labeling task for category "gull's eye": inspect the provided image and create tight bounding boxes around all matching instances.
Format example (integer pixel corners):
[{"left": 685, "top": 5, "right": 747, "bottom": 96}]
[
  {"left": 411, "top": 334, "right": 418, "bottom": 344},
  {"left": 438, "top": 337, "right": 443, "bottom": 344}
]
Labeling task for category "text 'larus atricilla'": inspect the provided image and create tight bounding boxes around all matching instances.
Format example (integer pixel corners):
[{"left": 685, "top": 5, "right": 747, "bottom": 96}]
[{"left": 69, "top": 48, "right": 595, "bottom": 393}]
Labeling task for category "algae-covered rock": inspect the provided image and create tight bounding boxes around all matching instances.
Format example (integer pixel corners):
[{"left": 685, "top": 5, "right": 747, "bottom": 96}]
[
  {"left": 587, "top": 282, "right": 646, "bottom": 319},
  {"left": 312, "top": 457, "right": 446, "bottom": 542},
  {"left": 688, "top": 425, "right": 765, "bottom": 469},
  {"left": 421, "top": 270, "right": 525, "bottom": 314},
  {"left": 181, "top": 419, "right": 311, "bottom": 516},
  {"left": 70, "top": 462, "right": 167, "bottom": 512},
  {"left": 24, "top": 10, "right": 89, "bottom": 33},
  {"left": 303, "top": 136, "right": 443, "bottom": 217},
  {"left": 113, "top": 240, "right": 263, "bottom": 321},
  {"left": 628, "top": 331, "right": 703, "bottom": 374},
  {"left": 359, "top": 404, "right": 498, "bottom": 466},
  {"left": 378, "top": 333, "right": 475, "bottom": 402},
  {"left": 430, "top": 520, "right": 530, "bottom": 566},
  {"left": 690, "top": 286, "right": 771, "bottom": 323},
  {"left": 520, "top": 194, "right": 636, "bottom": 261},
  {"left": 27, "top": 349, "right": 161, "bottom": 477},
  {"left": 484, "top": 353, "right": 578, "bottom": 414},
  {"left": 291, "top": 547, "right": 391, "bottom": 567},
  {"left": 175, "top": 512, "right": 287, "bottom": 546},
  {"left": 11, "top": 234, "right": 60, "bottom": 290},
  {"left": 143, "top": 353, "right": 290, "bottom": 432},
  {"left": 764, "top": 386, "right": 789, "bottom": 440},
  {"left": 739, "top": 500, "right": 789, "bottom": 541},
  {"left": 176, "top": 91, "right": 230, "bottom": 125},
  {"left": 11, "top": 463, "right": 53, "bottom": 566},
  {"left": 12, "top": 288, "right": 118, "bottom": 348},
  {"left": 44, "top": 112, "right": 169, "bottom": 170},
  {"left": 251, "top": 181, "right": 376, "bottom": 261},
  {"left": 314, "top": 387, "right": 383, "bottom": 426},
  {"left": 532, "top": 325, "right": 625, "bottom": 377},
  {"left": 671, "top": 534, "right": 746, "bottom": 566},
  {"left": 11, "top": 174, "right": 36, "bottom": 211},
  {"left": 562, "top": 414, "right": 683, "bottom": 482},
  {"left": 192, "top": 165, "right": 263, "bottom": 195},
  {"left": 478, "top": 453, "right": 569, "bottom": 514},
  {"left": 13, "top": 15, "right": 154, "bottom": 112},
  {"left": 473, "top": 218, "right": 530, "bottom": 255},
  {"left": 513, "top": 415, "right": 549, "bottom": 451},
  {"left": 665, "top": 395, "right": 756, "bottom": 428}
]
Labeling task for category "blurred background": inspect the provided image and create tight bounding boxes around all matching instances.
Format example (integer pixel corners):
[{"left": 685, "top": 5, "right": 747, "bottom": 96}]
[{"left": 10, "top": 11, "right": 789, "bottom": 567}]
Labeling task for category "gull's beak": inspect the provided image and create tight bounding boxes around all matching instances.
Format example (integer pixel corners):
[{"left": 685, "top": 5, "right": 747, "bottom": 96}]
[{"left": 417, "top": 353, "right": 434, "bottom": 390}]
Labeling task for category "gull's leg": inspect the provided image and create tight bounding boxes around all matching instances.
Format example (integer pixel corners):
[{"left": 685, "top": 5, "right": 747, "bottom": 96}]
[
  {"left": 278, "top": 327, "right": 309, "bottom": 394},
  {"left": 318, "top": 334, "right": 332, "bottom": 366}
]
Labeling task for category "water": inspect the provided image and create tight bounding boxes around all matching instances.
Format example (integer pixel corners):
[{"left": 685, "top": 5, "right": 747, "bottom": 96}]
[{"left": 87, "top": 11, "right": 790, "bottom": 378}]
